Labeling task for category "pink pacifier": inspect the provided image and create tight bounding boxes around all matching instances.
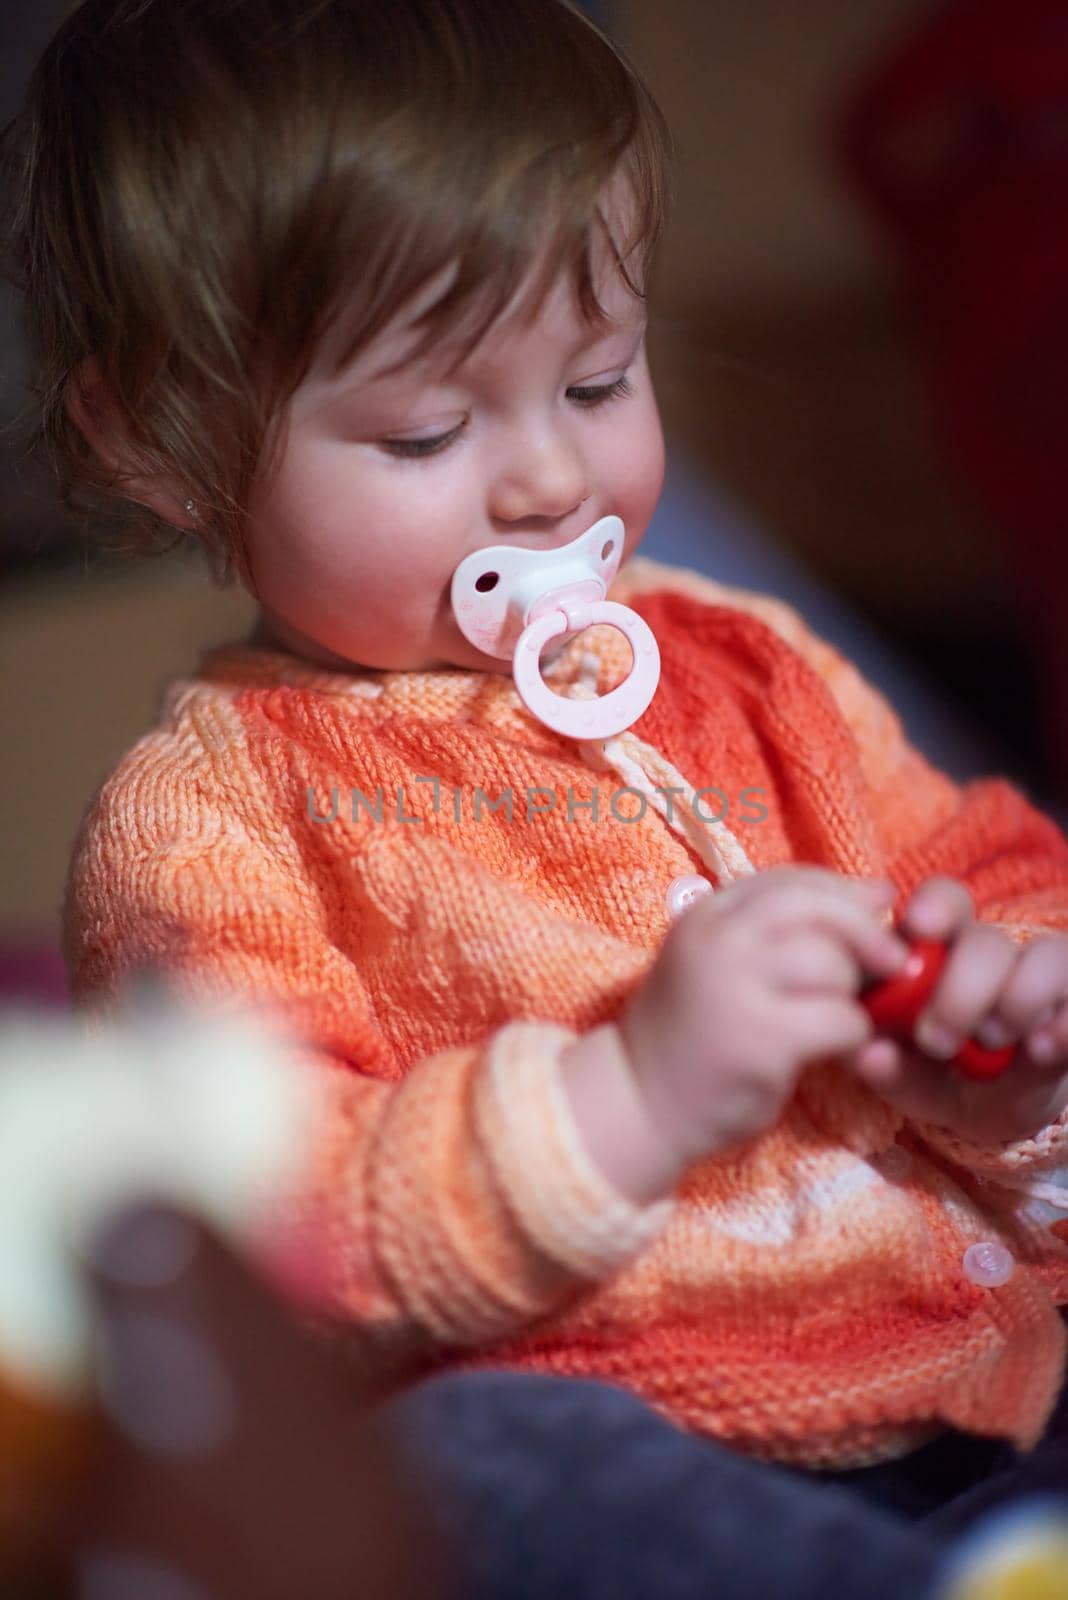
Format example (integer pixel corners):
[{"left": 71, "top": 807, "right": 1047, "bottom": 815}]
[{"left": 450, "top": 515, "right": 661, "bottom": 739}]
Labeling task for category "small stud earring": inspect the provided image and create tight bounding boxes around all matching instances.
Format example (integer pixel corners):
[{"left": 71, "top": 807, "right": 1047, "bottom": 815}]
[{"left": 185, "top": 499, "right": 199, "bottom": 520}]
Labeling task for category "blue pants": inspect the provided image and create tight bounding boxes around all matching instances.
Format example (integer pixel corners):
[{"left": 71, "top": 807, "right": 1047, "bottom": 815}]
[{"left": 378, "top": 1367, "right": 1068, "bottom": 1600}]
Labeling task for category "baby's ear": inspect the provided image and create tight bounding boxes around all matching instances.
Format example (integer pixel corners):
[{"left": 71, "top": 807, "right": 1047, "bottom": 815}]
[{"left": 64, "top": 355, "right": 197, "bottom": 530}]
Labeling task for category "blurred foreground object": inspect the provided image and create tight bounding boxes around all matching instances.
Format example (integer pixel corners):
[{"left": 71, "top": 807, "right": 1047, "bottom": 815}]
[
  {"left": 837, "top": 0, "right": 1068, "bottom": 796},
  {"left": 938, "top": 1497, "right": 1068, "bottom": 1600},
  {"left": 0, "top": 980, "right": 445, "bottom": 1596},
  {"left": 57, "top": 1198, "right": 445, "bottom": 1600}
]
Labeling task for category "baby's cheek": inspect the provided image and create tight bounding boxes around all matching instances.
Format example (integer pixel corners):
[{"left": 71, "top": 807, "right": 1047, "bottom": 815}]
[{"left": 618, "top": 404, "right": 665, "bottom": 526}]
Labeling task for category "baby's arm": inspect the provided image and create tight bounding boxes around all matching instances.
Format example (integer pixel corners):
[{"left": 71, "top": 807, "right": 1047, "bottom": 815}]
[
  {"left": 729, "top": 579, "right": 1068, "bottom": 1184},
  {"left": 809, "top": 630, "right": 1068, "bottom": 1181},
  {"left": 561, "top": 1024, "right": 684, "bottom": 1205},
  {"left": 616, "top": 558, "right": 1068, "bottom": 1186},
  {"left": 62, "top": 753, "right": 674, "bottom": 1375}
]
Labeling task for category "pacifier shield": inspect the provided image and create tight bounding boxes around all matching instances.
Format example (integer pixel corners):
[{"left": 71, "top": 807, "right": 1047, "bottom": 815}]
[{"left": 450, "top": 515, "right": 661, "bottom": 739}]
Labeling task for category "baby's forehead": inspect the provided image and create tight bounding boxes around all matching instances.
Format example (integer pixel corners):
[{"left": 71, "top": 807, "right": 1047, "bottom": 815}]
[
  {"left": 386, "top": 294, "right": 639, "bottom": 383},
  {"left": 305, "top": 168, "right": 646, "bottom": 395},
  {"left": 310, "top": 258, "right": 645, "bottom": 400}
]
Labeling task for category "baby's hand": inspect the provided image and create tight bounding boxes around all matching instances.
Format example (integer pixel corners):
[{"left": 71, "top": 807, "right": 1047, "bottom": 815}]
[
  {"left": 845, "top": 875, "right": 1068, "bottom": 1143},
  {"left": 614, "top": 865, "right": 908, "bottom": 1168}
]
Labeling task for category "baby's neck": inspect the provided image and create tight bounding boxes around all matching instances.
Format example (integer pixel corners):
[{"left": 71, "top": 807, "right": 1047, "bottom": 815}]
[{"left": 246, "top": 610, "right": 360, "bottom": 673}]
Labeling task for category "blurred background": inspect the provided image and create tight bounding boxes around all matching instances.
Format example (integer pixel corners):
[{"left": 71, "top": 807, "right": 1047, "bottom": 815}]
[{"left": 3, "top": 0, "right": 1067, "bottom": 1004}]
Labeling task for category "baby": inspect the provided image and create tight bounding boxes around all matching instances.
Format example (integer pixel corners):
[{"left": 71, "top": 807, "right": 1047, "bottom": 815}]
[{"left": 8, "top": 0, "right": 1068, "bottom": 1557}]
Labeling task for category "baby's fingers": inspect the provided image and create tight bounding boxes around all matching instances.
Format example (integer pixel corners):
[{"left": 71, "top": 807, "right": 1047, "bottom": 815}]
[
  {"left": 979, "top": 935, "right": 1068, "bottom": 1065},
  {"left": 900, "top": 876, "right": 975, "bottom": 943},
  {"left": 755, "top": 887, "right": 909, "bottom": 985},
  {"left": 912, "top": 922, "right": 1017, "bottom": 1061},
  {"left": 1024, "top": 1002, "right": 1068, "bottom": 1065},
  {"left": 787, "top": 994, "right": 875, "bottom": 1065},
  {"left": 764, "top": 929, "right": 858, "bottom": 994}
]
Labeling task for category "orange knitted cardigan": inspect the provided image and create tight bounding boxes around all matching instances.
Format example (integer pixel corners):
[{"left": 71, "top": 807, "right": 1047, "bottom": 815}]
[{"left": 62, "top": 555, "right": 1068, "bottom": 1470}]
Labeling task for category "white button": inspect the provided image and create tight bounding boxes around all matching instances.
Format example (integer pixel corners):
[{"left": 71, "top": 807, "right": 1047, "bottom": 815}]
[
  {"left": 665, "top": 875, "right": 712, "bottom": 918},
  {"left": 962, "top": 1241, "right": 1015, "bottom": 1287}
]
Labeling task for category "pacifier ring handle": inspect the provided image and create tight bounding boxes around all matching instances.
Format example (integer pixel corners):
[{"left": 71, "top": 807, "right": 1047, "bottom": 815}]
[{"left": 512, "top": 600, "right": 660, "bottom": 740}]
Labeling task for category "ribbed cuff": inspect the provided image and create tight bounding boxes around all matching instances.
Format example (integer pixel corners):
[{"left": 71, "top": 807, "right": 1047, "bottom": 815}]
[
  {"left": 475, "top": 1021, "right": 676, "bottom": 1280},
  {"left": 924, "top": 1098, "right": 1068, "bottom": 1173}
]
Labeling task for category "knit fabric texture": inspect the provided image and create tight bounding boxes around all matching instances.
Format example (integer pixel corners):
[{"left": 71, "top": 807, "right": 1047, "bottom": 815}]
[{"left": 62, "top": 555, "right": 1068, "bottom": 1470}]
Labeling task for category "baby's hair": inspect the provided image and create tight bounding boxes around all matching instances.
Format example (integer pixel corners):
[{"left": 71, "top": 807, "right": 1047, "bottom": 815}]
[{"left": 0, "top": 0, "right": 673, "bottom": 590}]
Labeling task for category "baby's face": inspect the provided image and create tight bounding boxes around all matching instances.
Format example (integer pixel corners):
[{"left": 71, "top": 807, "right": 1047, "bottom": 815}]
[{"left": 244, "top": 211, "right": 666, "bottom": 672}]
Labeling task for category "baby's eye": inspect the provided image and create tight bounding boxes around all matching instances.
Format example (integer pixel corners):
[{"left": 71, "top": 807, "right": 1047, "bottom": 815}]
[
  {"left": 380, "top": 422, "right": 465, "bottom": 460},
  {"left": 566, "top": 374, "right": 634, "bottom": 409},
  {"left": 378, "top": 373, "right": 635, "bottom": 462}
]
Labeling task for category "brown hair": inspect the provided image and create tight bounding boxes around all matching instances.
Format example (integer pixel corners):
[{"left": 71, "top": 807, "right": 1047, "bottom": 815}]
[{"left": 0, "top": 0, "right": 673, "bottom": 590}]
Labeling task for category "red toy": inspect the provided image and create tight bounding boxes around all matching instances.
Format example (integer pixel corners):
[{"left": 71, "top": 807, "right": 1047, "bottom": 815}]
[{"left": 860, "top": 940, "right": 1017, "bottom": 1081}]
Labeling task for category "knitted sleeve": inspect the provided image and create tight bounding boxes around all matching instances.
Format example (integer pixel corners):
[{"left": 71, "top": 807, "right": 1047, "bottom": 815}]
[
  {"left": 613, "top": 558, "right": 1068, "bottom": 1186},
  {"left": 61, "top": 718, "right": 674, "bottom": 1361}
]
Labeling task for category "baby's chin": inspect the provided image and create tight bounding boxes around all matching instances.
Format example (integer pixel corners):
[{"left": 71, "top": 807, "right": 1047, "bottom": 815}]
[
  {"left": 439, "top": 626, "right": 569, "bottom": 676},
  {"left": 252, "top": 608, "right": 568, "bottom": 677}
]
